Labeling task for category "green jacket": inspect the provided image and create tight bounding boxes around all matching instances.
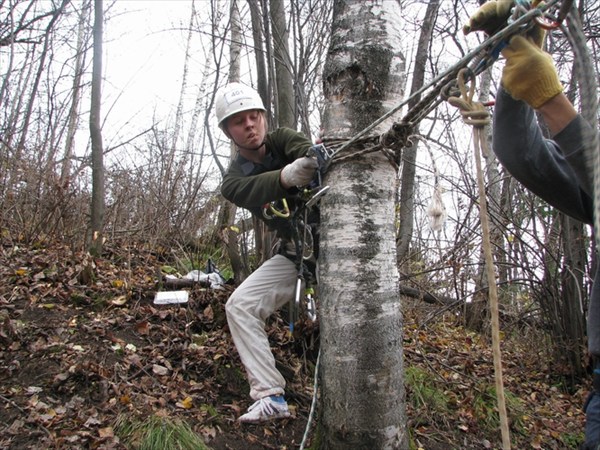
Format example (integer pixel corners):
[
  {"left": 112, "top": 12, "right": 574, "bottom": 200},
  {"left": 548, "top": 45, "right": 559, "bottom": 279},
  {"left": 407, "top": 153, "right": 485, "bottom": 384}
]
[{"left": 221, "top": 127, "right": 315, "bottom": 240}]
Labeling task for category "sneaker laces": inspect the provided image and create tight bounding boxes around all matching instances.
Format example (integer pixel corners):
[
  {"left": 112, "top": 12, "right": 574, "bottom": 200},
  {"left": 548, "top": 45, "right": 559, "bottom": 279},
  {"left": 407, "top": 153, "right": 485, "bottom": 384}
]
[{"left": 248, "top": 396, "right": 284, "bottom": 415}]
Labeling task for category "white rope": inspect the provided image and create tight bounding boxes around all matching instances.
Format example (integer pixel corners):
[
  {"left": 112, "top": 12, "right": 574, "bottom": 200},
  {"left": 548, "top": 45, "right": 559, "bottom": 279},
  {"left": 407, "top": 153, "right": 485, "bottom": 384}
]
[
  {"left": 448, "top": 69, "right": 511, "bottom": 450},
  {"left": 299, "top": 348, "right": 320, "bottom": 450}
]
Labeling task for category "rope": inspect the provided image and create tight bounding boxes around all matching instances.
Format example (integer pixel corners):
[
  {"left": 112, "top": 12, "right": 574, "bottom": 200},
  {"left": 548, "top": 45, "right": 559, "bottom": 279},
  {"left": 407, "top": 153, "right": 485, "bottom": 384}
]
[
  {"left": 299, "top": 348, "right": 320, "bottom": 450},
  {"left": 321, "top": 0, "right": 560, "bottom": 163},
  {"left": 447, "top": 70, "right": 511, "bottom": 450}
]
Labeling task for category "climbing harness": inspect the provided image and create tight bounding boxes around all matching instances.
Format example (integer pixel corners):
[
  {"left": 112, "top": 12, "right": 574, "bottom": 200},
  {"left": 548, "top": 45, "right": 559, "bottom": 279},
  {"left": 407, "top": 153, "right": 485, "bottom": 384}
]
[{"left": 261, "top": 144, "right": 333, "bottom": 332}]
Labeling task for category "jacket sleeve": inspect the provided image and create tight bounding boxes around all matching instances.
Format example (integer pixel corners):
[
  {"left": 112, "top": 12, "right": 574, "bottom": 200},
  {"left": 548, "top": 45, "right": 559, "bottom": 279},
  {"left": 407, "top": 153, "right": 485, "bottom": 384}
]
[
  {"left": 221, "top": 168, "right": 288, "bottom": 209},
  {"left": 554, "top": 114, "right": 596, "bottom": 198},
  {"left": 220, "top": 128, "right": 313, "bottom": 209},
  {"left": 492, "top": 87, "right": 593, "bottom": 224}
]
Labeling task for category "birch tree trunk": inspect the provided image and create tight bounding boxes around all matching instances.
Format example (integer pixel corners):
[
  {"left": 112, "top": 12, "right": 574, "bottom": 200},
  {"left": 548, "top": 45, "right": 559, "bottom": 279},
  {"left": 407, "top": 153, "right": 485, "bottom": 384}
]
[{"left": 319, "top": 1, "right": 408, "bottom": 447}]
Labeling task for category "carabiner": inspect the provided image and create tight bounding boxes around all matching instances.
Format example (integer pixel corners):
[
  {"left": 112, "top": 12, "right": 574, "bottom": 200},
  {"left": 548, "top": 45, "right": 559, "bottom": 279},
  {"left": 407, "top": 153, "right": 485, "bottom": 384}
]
[
  {"left": 262, "top": 198, "right": 290, "bottom": 220},
  {"left": 535, "top": 0, "right": 573, "bottom": 30}
]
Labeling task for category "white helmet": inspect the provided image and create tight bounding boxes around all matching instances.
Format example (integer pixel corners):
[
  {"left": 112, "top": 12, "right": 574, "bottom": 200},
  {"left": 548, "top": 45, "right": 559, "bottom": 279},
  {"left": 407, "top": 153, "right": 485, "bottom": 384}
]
[{"left": 215, "top": 82, "right": 266, "bottom": 129}]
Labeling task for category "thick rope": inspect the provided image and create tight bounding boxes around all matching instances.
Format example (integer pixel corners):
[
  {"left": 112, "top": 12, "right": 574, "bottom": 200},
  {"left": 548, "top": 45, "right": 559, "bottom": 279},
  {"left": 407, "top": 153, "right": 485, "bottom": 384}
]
[
  {"left": 448, "top": 70, "right": 511, "bottom": 450},
  {"left": 562, "top": 6, "right": 600, "bottom": 251}
]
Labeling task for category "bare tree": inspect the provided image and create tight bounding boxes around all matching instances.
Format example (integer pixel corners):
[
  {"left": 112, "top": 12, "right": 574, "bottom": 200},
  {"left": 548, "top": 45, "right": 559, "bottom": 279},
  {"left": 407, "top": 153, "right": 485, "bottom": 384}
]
[
  {"left": 89, "top": 0, "right": 104, "bottom": 255},
  {"left": 397, "top": 0, "right": 440, "bottom": 267},
  {"left": 269, "top": 0, "right": 295, "bottom": 129}
]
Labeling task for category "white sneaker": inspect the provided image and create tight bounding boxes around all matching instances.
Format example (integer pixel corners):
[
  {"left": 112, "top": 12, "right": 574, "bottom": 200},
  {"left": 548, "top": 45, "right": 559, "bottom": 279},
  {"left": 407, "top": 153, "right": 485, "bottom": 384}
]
[{"left": 238, "top": 396, "right": 291, "bottom": 423}]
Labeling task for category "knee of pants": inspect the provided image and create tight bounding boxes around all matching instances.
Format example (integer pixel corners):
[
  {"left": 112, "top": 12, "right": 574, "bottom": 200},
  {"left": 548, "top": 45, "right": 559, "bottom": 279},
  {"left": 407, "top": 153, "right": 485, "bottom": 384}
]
[
  {"left": 225, "top": 292, "right": 256, "bottom": 322},
  {"left": 225, "top": 293, "right": 242, "bottom": 317}
]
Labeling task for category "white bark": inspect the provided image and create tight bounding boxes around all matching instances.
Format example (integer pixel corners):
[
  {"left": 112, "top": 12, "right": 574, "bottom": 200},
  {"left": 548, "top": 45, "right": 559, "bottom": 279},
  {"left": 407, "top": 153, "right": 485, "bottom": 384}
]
[
  {"left": 320, "top": 152, "right": 407, "bottom": 448},
  {"left": 319, "top": 2, "right": 408, "bottom": 446}
]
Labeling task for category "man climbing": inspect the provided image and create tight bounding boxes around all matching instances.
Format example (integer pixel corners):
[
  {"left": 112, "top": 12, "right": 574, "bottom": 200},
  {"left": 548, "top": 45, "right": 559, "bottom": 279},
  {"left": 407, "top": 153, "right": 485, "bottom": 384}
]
[
  {"left": 216, "top": 82, "right": 319, "bottom": 423},
  {"left": 464, "top": 1, "right": 600, "bottom": 447}
]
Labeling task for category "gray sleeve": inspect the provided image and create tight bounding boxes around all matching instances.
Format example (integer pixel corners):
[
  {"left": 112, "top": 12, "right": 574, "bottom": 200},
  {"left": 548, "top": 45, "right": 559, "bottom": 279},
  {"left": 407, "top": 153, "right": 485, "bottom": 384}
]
[
  {"left": 492, "top": 87, "right": 593, "bottom": 224},
  {"left": 554, "top": 114, "right": 596, "bottom": 198}
]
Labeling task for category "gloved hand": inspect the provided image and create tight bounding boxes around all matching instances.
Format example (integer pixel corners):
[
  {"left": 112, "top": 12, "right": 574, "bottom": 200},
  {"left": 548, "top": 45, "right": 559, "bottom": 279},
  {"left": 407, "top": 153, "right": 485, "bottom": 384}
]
[
  {"left": 501, "top": 35, "right": 563, "bottom": 108},
  {"left": 463, "top": 0, "right": 513, "bottom": 36},
  {"left": 463, "top": 0, "right": 545, "bottom": 47},
  {"left": 280, "top": 157, "right": 318, "bottom": 188}
]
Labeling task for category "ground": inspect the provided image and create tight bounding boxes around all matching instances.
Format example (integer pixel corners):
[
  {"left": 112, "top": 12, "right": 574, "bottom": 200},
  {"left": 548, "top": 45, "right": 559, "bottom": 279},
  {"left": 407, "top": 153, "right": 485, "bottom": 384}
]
[{"left": 0, "top": 241, "right": 589, "bottom": 449}]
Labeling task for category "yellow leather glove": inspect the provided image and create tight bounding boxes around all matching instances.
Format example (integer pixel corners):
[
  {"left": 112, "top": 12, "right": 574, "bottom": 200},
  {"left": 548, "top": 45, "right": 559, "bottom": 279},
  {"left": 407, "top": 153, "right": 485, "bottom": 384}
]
[
  {"left": 463, "top": 0, "right": 514, "bottom": 36},
  {"left": 501, "top": 35, "right": 563, "bottom": 108}
]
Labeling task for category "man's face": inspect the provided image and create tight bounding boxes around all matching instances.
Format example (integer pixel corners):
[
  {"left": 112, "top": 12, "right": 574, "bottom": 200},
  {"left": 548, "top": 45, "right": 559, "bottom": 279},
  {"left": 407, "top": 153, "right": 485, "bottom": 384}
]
[{"left": 226, "top": 109, "right": 266, "bottom": 150}]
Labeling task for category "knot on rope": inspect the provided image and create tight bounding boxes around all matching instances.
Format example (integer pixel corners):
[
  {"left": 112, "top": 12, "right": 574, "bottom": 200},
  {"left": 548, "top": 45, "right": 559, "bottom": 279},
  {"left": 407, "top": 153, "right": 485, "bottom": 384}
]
[
  {"left": 447, "top": 69, "right": 491, "bottom": 128},
  {"left": 379, "top": 121, "right": 413, "bottom": 167},
  {"left": 380, "top": 121, "right": 413, "bottom": 150}
]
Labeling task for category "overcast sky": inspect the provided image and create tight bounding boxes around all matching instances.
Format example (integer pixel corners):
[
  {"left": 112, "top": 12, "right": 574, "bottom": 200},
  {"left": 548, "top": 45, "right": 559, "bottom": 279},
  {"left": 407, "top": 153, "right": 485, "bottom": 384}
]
[{"left": 103, "top": 1, "right": 194, "bottom": 141}]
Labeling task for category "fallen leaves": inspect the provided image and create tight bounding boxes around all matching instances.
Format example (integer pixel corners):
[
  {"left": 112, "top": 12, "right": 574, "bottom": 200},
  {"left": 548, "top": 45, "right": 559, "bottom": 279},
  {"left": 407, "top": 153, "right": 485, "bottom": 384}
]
[{"left": 0, "top": 241, "right": 588, "bottom": 450}]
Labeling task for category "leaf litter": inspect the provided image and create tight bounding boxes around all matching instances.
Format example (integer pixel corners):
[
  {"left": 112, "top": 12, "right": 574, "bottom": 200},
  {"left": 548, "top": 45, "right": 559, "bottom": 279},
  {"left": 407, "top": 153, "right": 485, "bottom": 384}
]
[{"left": 0, "top": 241, "right": 588, "bottom": 449}]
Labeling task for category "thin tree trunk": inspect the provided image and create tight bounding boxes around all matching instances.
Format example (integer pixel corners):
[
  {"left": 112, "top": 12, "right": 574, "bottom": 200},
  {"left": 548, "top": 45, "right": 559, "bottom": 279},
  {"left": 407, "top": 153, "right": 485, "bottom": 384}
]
[
  {"left": 397, "top": 0, "right": 440, "bottom": 265},
  {"left": 245, "top": 0, "right": 270, "bottom": 263},
  {"left": 56, "top": 1, "right": 90, "bottom": 236},
  {"left": 269, "top": 0, "right": 295, "bottom": 128},
  {"left": 560, "top": 215, "right": 587, "bottom": 382},
  {"left": 89, "top": 0, "right": 104, "bottom": 255},
  {"left": 248, "top": 0, "right": 268, "bottom": 109},
  {"left": 219, "top": 0, "right": 249, "bottom": 283},
  {"left": 61, "top": 1, "right": 89, "bottom": 186}
]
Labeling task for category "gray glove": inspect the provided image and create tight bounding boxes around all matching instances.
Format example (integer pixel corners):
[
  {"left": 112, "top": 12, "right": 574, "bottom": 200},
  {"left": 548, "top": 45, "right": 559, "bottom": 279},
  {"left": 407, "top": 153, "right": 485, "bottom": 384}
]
[{"left": 280, "top": 157, "right": 318, "bottom": 188}]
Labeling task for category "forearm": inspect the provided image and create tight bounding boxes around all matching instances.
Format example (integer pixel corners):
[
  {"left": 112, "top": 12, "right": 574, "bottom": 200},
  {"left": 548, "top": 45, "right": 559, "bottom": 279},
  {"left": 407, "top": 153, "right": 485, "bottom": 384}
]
[
  {"left": 537, "top": 93, "right": 578, "bottom": 136},
  {"left": 222, "top": 170, "right": 289, "bottom": 208}
]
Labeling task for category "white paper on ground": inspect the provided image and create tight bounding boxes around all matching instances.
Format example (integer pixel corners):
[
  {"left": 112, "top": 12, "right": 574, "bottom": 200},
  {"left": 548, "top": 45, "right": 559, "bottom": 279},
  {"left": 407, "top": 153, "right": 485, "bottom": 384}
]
[{"left": 154, "top": 290, "right": 189, "bottom": 305}]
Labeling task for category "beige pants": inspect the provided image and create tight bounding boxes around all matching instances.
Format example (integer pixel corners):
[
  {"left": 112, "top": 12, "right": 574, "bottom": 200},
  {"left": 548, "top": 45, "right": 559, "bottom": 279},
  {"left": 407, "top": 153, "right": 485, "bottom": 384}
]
[{"left": 225, "top": 254, "right": 298, "bottom": 400}]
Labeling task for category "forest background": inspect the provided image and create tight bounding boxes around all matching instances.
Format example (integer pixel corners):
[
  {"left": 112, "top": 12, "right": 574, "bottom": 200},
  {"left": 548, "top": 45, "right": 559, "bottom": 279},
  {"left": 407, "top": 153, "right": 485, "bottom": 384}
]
[{"left": 1, "top": 0, "right": 600, "bottom": 449}]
